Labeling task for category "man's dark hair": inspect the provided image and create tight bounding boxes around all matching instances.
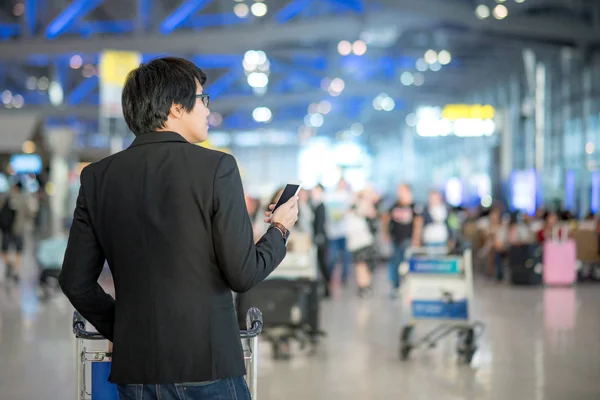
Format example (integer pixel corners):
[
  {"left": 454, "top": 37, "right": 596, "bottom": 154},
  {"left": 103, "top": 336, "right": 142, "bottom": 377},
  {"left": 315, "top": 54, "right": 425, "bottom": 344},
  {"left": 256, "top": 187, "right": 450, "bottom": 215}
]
[{"left": 121, "top": 57, "right": 207, "bottom": 136}]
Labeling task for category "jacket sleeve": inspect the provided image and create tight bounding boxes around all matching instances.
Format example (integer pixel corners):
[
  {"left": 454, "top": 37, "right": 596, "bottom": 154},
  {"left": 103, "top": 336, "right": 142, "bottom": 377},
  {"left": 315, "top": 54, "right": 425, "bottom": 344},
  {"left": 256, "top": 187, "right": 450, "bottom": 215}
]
[
  {"left": 59, "top": 171, "right": 115, "bottom": 341},
  {"left": 211, "top": 154, "right": 286, "bottom": 293}
]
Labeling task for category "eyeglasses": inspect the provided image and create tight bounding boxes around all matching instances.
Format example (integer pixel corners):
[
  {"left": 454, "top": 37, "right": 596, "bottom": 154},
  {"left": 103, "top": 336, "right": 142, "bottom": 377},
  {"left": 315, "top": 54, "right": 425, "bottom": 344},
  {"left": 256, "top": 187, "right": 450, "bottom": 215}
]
[{"left": 195, "top": 94, "right": 210, "bottom": 107}]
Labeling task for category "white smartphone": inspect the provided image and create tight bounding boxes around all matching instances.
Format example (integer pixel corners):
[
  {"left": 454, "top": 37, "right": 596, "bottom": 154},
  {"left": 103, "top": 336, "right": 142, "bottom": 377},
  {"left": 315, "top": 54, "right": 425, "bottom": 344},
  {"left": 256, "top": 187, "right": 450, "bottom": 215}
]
[{"left": 272, "top": 181, "right": 302, "bottom": 212}]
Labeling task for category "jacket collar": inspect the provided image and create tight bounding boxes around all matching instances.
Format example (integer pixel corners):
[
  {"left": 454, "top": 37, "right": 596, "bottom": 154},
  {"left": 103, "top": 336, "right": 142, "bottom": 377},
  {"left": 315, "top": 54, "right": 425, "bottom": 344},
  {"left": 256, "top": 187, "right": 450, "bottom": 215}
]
[{"left": 129, "top": 131, "right": 190, "bottom": 148}]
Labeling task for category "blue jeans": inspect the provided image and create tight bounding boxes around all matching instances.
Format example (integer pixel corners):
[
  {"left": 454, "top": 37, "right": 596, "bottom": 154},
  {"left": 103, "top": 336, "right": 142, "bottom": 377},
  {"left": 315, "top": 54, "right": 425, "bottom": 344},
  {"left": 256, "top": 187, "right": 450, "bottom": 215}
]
[
  {"left": 117, "top": 377, "right": 250, "bottom": 400},
  {"left": 388, "top": 241, "right": 411, "bottom": 289},
  {"left": 328, "top": 237, "right": 351, "bottom": 283}
]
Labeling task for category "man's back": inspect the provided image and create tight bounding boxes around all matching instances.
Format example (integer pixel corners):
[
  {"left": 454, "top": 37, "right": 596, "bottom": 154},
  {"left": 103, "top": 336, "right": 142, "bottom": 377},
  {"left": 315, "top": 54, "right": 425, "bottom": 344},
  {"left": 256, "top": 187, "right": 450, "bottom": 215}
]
[
  {"left": 59, "top": 57, "right": 299, "bottom": 397},
  {"left": 61, "top": 132, "right": 287, "bottom": 384}
]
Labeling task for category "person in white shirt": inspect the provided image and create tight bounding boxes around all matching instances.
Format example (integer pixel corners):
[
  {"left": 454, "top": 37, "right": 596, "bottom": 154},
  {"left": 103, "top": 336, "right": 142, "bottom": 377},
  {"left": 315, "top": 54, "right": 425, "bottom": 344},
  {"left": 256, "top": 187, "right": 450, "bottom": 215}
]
[{"left": 325, "top": 179, "right": 352, "bottom": 285}]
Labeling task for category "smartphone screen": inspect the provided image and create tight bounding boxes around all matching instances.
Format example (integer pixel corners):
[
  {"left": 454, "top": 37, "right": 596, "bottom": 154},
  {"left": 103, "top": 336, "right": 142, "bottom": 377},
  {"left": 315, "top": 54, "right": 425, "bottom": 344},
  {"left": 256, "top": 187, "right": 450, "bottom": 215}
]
[{"left": 273, "top": 183, "right": 301, "bottom": 212}]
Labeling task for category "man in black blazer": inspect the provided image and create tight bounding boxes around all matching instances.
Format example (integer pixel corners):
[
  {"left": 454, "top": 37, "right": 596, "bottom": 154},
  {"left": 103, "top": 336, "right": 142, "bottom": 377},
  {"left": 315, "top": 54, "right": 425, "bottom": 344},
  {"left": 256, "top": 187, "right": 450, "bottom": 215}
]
[{"left": 59, "top": 57, "right": 299, "bottom": 399}]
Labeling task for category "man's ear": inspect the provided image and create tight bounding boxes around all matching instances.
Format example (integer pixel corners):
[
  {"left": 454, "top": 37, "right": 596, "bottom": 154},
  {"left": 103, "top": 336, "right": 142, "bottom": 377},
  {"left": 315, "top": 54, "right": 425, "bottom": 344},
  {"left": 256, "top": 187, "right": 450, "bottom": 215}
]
[{"left": 169, "top": 103, "right": 184, "bottom": 119}]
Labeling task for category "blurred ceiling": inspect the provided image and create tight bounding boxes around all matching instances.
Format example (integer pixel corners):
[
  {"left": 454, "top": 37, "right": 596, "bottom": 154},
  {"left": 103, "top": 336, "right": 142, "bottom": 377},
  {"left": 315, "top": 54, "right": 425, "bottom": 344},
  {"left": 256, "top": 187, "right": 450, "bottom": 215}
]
[{"left": 0, "top": 0, "right": 598, "bottom": 141}]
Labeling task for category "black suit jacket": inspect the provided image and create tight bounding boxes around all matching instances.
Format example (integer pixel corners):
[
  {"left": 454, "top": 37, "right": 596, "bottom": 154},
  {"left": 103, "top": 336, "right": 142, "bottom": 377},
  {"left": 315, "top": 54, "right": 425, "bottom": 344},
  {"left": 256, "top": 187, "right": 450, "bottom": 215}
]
[{"left": 59, "top": 131, "right": 286, "bottom": 384}]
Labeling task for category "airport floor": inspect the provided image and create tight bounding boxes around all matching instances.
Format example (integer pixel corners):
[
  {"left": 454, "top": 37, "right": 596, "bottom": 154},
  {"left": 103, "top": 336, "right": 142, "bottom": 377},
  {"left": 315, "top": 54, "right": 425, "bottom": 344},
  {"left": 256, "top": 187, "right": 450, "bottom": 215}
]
[{"left": 1, "top": 250, "right": 600, "bottom": 400}]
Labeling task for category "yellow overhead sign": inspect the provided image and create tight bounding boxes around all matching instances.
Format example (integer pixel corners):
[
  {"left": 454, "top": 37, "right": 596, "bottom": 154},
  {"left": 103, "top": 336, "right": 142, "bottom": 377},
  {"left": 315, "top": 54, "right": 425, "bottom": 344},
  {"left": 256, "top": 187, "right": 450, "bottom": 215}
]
[
  {"left": 442, "top": 104, "right": 495, "bottom": 121},
  {"left": 99, "top": 51, "right": 141, "bottom": 86}
]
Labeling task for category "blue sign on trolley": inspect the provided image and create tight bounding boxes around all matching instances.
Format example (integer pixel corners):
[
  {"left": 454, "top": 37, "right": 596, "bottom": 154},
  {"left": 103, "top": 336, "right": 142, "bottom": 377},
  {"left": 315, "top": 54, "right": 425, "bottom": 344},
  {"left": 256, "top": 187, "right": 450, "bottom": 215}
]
[
  {"left": 411, "top": 299, "right": 469, "bottom": 320},
  {"left": 409, "top": 258, "right": 460, "bottom": 274}
]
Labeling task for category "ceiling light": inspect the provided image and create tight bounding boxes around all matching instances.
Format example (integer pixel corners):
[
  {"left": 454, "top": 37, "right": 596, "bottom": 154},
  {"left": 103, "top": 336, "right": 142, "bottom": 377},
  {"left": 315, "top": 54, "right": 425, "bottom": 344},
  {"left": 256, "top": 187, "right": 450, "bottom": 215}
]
[
  {"left": 22, "top": 140, "right": 36, "bottom": 154},
  {"left": 429, "top": 62, "right": 442, "bottom": 72},
  {"left": 515, "top": 0, "right": 525, "bottom": 3},
  {"left": 416, "top": 58, "right": 428, "bottom": 72},
  {"left": 2, "top": 90, "right": 12, "bottom": 105},
  {"left": 233, "top": 3, "right": 249, "bottom": 18},
  {"left": 70, "top": 55, "right": 83, "bottom": 69},
  {"left": 413, "top": 73, "right": 425, "bottom": 86},
  {"left": 338, "top": 40, "right": 352, "bottom": 56},
  {"left": 255, "top": 50, "right": 267, "bottom": 65},
  {"left": 352, "top": 40, "right": 367, "bottom": 56},
  {"left": 329, "top": 77, "right": 345, "bottom": 93},
  {"left": 247, "top": 72, "right": 269, "bottom": 88},
  {"left": 244, "top": 50, "right": 259, "bottom": 66},
  {"left": 373, "top": 97, "right": 382, "bottom": 111},
  {"left": 381, "top": 97, "right": 395, "bottom": 112},
  {"left": 400, "top": 71, "right": 414, "bottom": 86},
  {"left": 424, "top": 50, "right": 438, "bottom": 64},
  {"left": 49, "top": 81, "right": 64, "bottom": 106},
  {"left": 318, "top": 100, "right": 332, "bottom": 115},
  {"left": 586, "top": 142, "right": 595, "bottom": 155},
  {"left": 493, "top": 4, "right": 508, "bottom": 19},
  {"left": 13, "top": 3, "right": 24, "bottom": 16},
  {"left": 351, "top": 123, "right": 364, "bottom": 136},
  {"left": 405, "top": 113, "right": 417, "bottom": 127},
  {"left": 12, "top": 94, "right": 24, "bottom": 109},
  {"left": 37, "top": 76, "right": 50, "bottom": 90},
  {"left": 250, "top": 2, "right": 268, "bottom": 17},
  {"left": 26, "top": 77, "right": 37, "bottom": 90},
  {"left": 438, "top": 50, "right": 452, "bottom": 65},
  {"left": 309, "top": 113, "right": 324, "bottom": 128},
  {"left": 475, "top": 5, "right": 490, "bottom": 19},
  {"left": 208, "top": 112, "right": 223, "bottom": 127},
  {"left": 82, "top": 64, "right": 95, "bottom": 78},
  {"left": 252, "top": 107, "right": 272, "bottom": 123}
]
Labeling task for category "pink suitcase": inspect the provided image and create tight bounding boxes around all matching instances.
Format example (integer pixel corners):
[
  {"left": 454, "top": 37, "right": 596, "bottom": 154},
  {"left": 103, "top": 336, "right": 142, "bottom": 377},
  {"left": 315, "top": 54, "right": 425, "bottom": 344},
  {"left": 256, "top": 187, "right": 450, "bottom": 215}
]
[{"left": 542, "top": 228, "right": 577, "bottom": 285}]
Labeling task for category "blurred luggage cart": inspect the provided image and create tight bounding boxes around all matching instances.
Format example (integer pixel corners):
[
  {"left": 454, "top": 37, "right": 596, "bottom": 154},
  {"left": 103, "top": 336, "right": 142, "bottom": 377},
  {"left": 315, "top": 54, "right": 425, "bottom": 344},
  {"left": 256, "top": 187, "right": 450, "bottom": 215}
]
[
  {"left": 236, "top": 236, "right": 324, "bottom": 359},
  {"left": 399, "top": 247, "right": 484, "bottom": 363},
  {"left": 73, "top": 308, "right": 264, "bottom": 399}
]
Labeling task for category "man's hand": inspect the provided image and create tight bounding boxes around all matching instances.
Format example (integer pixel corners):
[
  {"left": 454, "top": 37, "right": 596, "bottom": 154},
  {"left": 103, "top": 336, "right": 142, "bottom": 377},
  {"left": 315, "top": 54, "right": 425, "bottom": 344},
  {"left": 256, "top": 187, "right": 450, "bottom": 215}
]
[{"left": 264, "top": 196, "right": 299, "bottom": 231}]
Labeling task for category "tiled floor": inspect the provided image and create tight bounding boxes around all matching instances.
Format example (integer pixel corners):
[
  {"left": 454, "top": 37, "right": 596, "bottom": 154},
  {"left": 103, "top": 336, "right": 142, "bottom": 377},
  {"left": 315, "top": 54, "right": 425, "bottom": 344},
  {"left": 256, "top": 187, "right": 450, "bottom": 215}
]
[{"left": 1, "top": 253, "right": 600, "bottom": 400}]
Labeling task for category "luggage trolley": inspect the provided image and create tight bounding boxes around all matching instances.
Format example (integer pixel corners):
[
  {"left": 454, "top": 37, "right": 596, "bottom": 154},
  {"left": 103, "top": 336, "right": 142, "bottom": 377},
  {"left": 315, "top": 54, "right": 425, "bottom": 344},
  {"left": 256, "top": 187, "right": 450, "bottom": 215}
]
[
  {"left": 399, "top": 247, "right": 484, "bottom": 363},
  {"left": 73, "top": 307, "right": 264, "bottom": 399}
]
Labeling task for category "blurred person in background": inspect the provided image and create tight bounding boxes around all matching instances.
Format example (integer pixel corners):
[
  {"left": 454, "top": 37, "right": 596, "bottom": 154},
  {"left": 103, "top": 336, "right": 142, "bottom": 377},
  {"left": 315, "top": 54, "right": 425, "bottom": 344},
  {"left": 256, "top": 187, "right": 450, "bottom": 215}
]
[
  {"left": 1, "top": 181, "right": 37, "bottom": 282},
  {"left": 536, "top": 210, "right": 563, "bottom": 242},
  {"left": 346, "top": 201, "right": 375, "bottom": 297},
  {"left": 296, "top": 189, "right": 313, "bottom": 236},
  {"left": 325, "top": 178, "right": 353, "bottom": 285},
  {"left": 311, "top": 184, "right": 331, "bottom": 297},
  {"left": 58, "top": 57, "right": 299, "bottom": 400},
  {"left": 422, "top": 190, "right": 450, "bottom": 248},
  {"left": 355, "top": 186, "right": 380, "bottom": 272},
  {"left": 384, "top": 184, "right": 423, "bottom": 296}
]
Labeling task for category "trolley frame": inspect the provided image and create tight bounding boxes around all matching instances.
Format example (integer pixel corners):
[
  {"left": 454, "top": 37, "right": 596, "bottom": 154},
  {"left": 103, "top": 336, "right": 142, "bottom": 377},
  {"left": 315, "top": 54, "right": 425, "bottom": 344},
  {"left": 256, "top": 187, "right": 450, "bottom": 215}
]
[
  {"left": 399, "top": 247, "right": 484, "bottom": 362},
  {"left": 73, "top": 307, "right": 263, "bottom": 399}
]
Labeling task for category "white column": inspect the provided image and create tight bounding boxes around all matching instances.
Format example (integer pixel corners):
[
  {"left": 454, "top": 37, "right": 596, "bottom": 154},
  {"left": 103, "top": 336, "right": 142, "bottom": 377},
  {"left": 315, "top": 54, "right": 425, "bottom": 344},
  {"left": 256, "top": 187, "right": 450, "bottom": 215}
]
[{"left": 46, "top": 127, "right": 75, "bottom": 236}]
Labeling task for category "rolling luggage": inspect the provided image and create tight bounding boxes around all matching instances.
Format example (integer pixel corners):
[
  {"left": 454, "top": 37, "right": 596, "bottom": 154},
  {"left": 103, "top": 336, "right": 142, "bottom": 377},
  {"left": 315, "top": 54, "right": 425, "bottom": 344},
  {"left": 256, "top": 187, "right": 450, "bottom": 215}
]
[
  {"left": 543, "top": 226, "right": 577, "bottom": 286},
  {"left": 509, "top": 244, "right": 542, "bottom": 285},
  {"left": 236, "top": 278, "right": 311, "bottom": 330}
]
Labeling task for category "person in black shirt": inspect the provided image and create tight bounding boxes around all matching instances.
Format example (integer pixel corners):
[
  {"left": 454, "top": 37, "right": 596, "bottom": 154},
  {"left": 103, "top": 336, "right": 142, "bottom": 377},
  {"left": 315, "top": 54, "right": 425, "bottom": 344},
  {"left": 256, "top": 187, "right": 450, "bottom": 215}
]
[
  {"left": 384, "top": 184, "right": 423, "bottom": 296},
  {"left": 311, "top": 184, "right": 330, "bottom": 297}
]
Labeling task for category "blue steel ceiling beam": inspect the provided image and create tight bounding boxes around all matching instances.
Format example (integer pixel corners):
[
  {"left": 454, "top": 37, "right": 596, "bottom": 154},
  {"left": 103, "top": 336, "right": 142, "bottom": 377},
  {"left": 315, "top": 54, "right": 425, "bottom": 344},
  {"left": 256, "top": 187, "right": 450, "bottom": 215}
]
[
  {"left": 0, "top": 24, "right": 20, "bottom": 40},
  {"left": 181, "top": 13, "right": 250, "bottom": 30},
  {"left": 66, "top": 75, "right": 98, "bottom": 105},
  {"left": 45, "top": 0, "right": 104, "bottom": 39},
  {"left": 137, "top": 0, "right": 152, "bottom": 33},
  {"left": 205, "top": 67, "right": 244, "bottom": 98},
  {"left": 328, "top": 0, "right": 364, "bottom": 14},
  {"left": 70, "top": 20, "right": 135, "bottom": 36},
  {"left": 275, "top": 0, "right": 314, "bottom": 23},
  {"left": 159, "top": 0, "right": 213, "bottom": 35},
  {"left": 24, "top": 0, "right": 39, "bottom": 36}
]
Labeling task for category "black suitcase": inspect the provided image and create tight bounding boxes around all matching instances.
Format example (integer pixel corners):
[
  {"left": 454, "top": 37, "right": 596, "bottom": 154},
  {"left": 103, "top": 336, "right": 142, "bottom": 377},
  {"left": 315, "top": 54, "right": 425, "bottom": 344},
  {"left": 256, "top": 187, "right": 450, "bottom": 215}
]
[
  {"left": 236, "top": 278, "right": 313, "bottom": 330},
  {"left": 509, "top": 244, "right": 543, "bottom": 285}
]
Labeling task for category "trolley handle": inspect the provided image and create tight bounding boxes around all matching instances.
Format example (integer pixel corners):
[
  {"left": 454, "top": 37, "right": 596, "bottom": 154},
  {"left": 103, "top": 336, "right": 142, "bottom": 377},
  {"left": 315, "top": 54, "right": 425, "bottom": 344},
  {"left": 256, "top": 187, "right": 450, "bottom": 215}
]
[
  {"left": 72, "top": 311, "right": 105, "bottom": 340},
  {"left": 240, "top": 307, "right": 263, "bottom": 339},
  {"left": 72, "top": 307, "right": 263, "bottom": 340}
]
